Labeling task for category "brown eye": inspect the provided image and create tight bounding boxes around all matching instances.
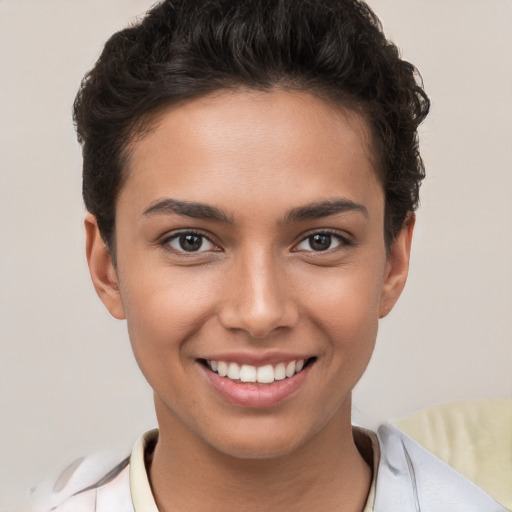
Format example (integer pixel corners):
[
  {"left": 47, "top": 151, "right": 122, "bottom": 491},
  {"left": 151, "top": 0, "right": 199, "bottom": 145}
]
[
  {"left": 166, "top": 232, "right": 217, "bottom": 253},
  {"left": 295, "top": 232, "right": 345, "bottom": 252},
  {"left": 309, "top": 234, "right": 332, "bottom": 251},
  {"left": 179, "top": 234, "right": 203, "bottom": 251}
]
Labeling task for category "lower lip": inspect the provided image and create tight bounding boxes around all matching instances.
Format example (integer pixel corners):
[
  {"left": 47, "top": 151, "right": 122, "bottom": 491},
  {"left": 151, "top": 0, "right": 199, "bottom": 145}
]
[{"left": 200, "top": 363, "right": 312, "bottom": 408}]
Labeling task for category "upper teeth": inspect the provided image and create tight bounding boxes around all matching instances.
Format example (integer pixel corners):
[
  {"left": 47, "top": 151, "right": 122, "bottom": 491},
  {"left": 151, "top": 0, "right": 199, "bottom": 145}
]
[{"left": 208, "top": 359, "right": 306, "bottom": 384}]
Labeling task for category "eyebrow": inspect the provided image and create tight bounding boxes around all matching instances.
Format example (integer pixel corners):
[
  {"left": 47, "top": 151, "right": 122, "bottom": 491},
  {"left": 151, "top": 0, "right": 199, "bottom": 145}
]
[
  {"left": 141, "top": 197, "right": 367, "bottom": 224},
  {"left": 283, "top": 199, "right": 368, "bottom": 223},
  {"left": 142, "top": 198, "right": 233, "bottom": 223}
]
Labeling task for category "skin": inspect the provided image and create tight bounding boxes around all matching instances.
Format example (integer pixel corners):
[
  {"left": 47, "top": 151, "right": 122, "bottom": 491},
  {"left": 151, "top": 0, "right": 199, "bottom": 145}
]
[{"left": 86, "top": 89, "right": 414, "bottom": 512}]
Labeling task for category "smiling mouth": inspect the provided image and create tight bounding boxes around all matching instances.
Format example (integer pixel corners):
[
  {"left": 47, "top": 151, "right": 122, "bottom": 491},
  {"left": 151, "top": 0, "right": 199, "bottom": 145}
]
[{"left": 202, "top": 358, "right": 316, "bottom": 385}]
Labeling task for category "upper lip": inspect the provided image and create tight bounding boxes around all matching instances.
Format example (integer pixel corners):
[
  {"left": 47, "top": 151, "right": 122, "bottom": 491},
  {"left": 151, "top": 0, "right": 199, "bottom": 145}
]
[{"left": 198, "top": 352, "right": 314, "bottom": 366}]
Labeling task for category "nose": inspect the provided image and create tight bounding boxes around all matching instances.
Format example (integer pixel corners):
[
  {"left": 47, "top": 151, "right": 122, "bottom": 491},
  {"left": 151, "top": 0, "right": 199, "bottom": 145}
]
[{"left": 218, "top": 249, "right": 299, "bottom": 339}]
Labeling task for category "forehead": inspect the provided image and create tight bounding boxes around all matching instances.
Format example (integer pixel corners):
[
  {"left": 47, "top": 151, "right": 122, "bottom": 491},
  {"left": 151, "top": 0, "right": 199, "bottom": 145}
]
[{"left": 119, "top": 89, "right": 383, "bottom": 219}]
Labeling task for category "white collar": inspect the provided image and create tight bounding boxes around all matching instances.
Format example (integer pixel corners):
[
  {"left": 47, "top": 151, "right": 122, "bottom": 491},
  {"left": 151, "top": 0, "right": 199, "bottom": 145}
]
[
  {"left": 374, "top": 422, "right": 508, "bottom": 511},
  {"left": 125, "top": 424, "right": 508, "bottom": 512}
]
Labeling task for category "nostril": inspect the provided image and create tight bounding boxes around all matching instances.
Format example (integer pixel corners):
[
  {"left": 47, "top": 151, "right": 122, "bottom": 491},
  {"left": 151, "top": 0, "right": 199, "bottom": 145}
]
[
  {"left": 217, "top": 262, "right": 299, "bottom": 337},
  {"left": 218, "top": 300, "right": 300, "bottom": 339}
]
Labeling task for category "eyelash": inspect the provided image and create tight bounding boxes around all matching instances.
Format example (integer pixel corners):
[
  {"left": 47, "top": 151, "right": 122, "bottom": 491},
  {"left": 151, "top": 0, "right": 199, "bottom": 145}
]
[
  {"left": 161, "top": 230, "right": 219, "bottom": 254},
  {"left": 294, "top": 229, "right": 352, "bottom": 253},
  {"left": 159, "top": 229, "right": 352, "bottom": 255}
]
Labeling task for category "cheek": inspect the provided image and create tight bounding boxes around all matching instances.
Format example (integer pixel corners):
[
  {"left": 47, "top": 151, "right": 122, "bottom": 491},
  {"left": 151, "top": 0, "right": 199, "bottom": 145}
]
[
  {"left": 118, "top": 263, "right": 220, "bottom": 366},
  {"left": 298, "top": 263, "right": 383, "bottom": 370},
  {"left": 302, "top": 264, "right": 384, "bottom": 327},
  {"left": 119, "top": 277, "right": 211, "bottom": 410}
]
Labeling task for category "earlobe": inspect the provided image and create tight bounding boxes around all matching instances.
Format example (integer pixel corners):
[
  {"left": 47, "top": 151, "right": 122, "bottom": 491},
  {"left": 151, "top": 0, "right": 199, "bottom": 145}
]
[
  {"left": 379, "top": 213, "right": 415, "bottom": 318},
  {"left": 84, "top": 214, "right": 126, "bottom": 320}
]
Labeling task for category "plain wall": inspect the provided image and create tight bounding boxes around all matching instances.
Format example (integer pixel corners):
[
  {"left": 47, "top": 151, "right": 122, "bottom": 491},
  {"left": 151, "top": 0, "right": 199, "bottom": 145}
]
[{"left": 1, "top": 1, "right": 511, "bottom": 510}]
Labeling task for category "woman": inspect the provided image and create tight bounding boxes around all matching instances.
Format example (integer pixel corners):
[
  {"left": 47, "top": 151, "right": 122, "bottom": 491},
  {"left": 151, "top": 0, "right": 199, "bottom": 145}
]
[{"left": 31, "top": 1, "right": 507, "bottom": 510}]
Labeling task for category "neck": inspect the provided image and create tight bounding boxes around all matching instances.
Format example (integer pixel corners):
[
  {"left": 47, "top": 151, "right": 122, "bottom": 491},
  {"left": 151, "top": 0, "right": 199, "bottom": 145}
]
[{"left": 149, "top": 397, "right": 372, "bottom": 512}]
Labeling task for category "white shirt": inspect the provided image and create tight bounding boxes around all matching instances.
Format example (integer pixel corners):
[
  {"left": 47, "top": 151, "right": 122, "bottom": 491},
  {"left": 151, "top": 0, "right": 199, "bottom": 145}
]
[{"left": 30, "top": 424, "right": 508, "bottom": 512}]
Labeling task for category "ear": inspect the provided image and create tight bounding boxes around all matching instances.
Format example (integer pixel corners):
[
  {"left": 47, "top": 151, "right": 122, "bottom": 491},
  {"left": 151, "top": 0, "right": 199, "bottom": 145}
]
[
  {"left": 379, "top": 213, "right": 415, "bottom": 318},
  {"left": 85, "top": 213, "right": 126, "bottom": 320}
]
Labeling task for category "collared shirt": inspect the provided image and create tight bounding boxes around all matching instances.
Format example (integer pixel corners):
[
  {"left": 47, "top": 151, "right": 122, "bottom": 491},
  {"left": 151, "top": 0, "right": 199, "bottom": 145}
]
[
  {"left": 30, "top": 424, "right": 508, "bottom": 512},
  {"left": 129, "top": 428, "right": 378, "bottom": 512}
]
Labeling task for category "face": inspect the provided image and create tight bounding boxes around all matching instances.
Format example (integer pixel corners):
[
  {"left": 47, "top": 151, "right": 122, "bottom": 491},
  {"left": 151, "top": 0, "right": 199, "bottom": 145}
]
[{"left": 86, "top": 89, "right": 413, "bottom": 459}]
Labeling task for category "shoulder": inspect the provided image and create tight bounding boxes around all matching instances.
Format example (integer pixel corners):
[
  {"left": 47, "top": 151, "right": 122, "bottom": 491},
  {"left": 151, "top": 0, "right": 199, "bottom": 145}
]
[
  {"left": 374, "top": 399, "right": 512, "bottom": 511},
  {"left": 29, "top": 452, "right": 133, "bottom": 512},
  {"left": 393, "top": 397, "right": 512, "bottom": 509}
]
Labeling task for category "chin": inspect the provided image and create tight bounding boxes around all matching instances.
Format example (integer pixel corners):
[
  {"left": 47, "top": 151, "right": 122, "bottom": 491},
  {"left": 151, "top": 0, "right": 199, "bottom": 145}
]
[
  {"left": 211, "top": 430, "right": 308, "bottom": 461},
  {"left": 198, "top": 412, "right": 325, "bottom": 461}
]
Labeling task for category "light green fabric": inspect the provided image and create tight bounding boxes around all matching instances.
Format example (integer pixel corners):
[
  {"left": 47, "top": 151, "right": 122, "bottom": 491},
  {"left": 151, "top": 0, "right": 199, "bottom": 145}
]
[{"left": 393, "top": 398, "right": 512, "bottom": 511}]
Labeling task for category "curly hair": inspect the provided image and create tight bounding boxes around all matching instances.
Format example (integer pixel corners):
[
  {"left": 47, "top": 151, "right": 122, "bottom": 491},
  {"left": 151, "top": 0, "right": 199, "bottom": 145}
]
[{"left": 74, "top": 0, "right": 430, "bottom": 255}]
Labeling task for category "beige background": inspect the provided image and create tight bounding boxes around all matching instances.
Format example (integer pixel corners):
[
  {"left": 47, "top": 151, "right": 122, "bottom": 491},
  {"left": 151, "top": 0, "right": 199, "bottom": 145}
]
[{"left": 1, "top": 0, "right": 511, "bottom": 510}]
